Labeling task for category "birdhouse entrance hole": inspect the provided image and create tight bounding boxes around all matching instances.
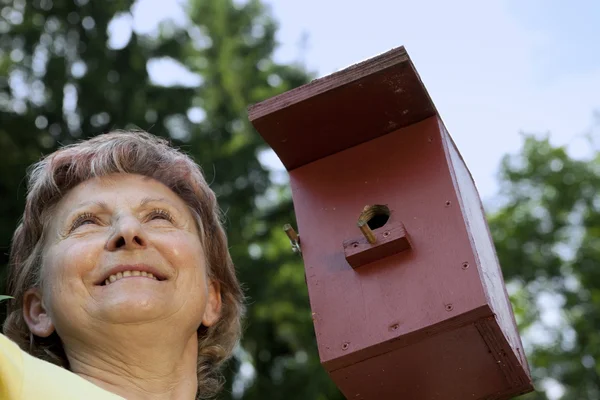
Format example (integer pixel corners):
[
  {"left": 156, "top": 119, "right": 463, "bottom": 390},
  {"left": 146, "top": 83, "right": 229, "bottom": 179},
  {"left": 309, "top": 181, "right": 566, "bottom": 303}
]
[{"left": 359, "top": 205, "right": 390, "bottom": 230}]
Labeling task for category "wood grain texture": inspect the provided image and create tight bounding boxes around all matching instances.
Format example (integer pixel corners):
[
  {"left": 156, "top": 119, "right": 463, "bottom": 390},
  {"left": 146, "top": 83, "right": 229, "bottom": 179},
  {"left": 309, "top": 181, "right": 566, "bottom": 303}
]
[
  {"left": 474, "top": 317, "right": 533, "bottom": 394},
  {"left": 343, "top": 221, "right": 411, "bottom": 268},
  {"left": 247, "top": 46, "right": 436, "bottom": 170}
]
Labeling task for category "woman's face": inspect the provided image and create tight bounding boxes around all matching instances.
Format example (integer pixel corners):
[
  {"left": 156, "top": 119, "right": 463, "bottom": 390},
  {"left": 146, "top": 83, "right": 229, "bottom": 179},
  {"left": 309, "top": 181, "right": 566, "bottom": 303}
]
[{"left": 27, "top": 173, "right": 220, "bottom": 341}]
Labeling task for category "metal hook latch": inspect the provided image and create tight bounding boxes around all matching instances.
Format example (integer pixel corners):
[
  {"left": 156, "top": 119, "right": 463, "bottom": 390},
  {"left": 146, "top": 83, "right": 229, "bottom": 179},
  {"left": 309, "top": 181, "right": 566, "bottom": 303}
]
[{"left": 283, "top": 224, "right": 301, "bottom": 254}]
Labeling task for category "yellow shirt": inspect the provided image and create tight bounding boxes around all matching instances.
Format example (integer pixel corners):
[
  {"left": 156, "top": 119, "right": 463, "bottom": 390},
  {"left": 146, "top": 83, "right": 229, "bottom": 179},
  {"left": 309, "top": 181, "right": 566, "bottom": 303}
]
[{"left": 0, "top": 333, "right": 124, "bottom": 400}]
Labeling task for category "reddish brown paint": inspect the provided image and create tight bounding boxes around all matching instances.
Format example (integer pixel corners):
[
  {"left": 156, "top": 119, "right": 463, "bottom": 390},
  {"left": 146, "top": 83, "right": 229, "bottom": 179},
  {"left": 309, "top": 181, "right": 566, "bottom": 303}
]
[
  {"left": 247, "top": 47, "right": 435, "bottom": 170},
  {"left": 343, "top": 220, "right": 411, "bottom": 269},
  {"left": 248, "top": 46, "right": 533, "bottom": 399}
]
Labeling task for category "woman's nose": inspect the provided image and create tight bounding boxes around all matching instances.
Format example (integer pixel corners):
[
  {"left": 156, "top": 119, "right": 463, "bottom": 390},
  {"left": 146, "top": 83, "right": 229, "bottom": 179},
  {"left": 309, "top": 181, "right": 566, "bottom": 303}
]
[{"left": 106, "top": 216, "right": 148, "bottom": 251}]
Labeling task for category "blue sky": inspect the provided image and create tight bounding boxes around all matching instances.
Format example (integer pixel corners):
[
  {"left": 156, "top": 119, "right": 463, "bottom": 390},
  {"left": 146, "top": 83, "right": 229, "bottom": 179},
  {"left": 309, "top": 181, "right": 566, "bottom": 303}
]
[
  {"left": 127, "top": 0, "right": 600, "bottom": 204},
  {"left": 508, "top": 0, "right": 600, "bottom": 79},
  {"left": 263, "top": 0, "right": 600, "bottom": 204}
]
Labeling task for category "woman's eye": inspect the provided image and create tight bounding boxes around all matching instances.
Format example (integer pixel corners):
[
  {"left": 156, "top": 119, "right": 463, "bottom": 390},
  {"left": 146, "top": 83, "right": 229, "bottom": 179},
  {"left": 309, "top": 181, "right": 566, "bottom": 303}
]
[
  {"left": 148, "top": 209, "right": 173, "bottom": 222},
  {"left": 70, "top": 213, "right": 98, "bottom": 231}
]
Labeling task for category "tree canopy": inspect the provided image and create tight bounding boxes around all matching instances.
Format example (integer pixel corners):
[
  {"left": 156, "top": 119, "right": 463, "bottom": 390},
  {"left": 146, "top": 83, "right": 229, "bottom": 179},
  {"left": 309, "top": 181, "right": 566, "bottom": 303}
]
[{"left": 490, "top": 130, "right": 600, "bottom": 400}]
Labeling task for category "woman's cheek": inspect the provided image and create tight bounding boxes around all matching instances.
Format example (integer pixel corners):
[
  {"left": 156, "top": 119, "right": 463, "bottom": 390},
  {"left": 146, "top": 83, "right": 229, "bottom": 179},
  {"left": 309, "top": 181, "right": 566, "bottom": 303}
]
[
  {"left": 45, "top": 237, "right": 103, "bottom": 289},
  {"left": 162, "top": 232, "right": 203, "bottom": 266}
]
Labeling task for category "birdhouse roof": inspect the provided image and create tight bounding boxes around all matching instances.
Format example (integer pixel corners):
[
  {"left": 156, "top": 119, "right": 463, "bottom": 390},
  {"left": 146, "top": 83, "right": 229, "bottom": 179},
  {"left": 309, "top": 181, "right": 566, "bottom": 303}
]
[{"left": 248, "top": 46, "right": 437, "bottom": 171}]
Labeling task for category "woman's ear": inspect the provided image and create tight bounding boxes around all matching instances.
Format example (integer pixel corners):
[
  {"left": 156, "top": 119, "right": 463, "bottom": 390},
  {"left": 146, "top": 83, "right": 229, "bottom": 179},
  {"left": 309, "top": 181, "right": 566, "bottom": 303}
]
[
  {"left": 23, "top": 288, "right": 55, "bottom": 337},
  {"left": 201, "top": 280, "right": 222, "bottom": 327}
]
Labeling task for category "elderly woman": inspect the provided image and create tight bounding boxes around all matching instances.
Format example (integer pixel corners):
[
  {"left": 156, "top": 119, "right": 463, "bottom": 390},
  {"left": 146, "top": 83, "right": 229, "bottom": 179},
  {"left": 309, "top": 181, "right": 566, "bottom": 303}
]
[{"left": 0, "top": 131, "right": 245, "bottom": 399}]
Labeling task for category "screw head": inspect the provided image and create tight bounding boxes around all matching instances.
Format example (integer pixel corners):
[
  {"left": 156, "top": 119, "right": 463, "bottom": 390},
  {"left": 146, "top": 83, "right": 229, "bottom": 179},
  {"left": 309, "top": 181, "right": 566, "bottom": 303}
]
[
  {"left": 445, "top": 304, "right": 454, "bottom": 312},
  {"left": 383, "top": 231, "right": 390, "bottom": 238},
  {"left": 342, "top": 342, "right": 350, "bottom": 350},
  {"left": 462, "top": 262, "right": 469, "bottom": 270},
  {"left": 445, "top": 201, "right": 451, "bottom": 207}
]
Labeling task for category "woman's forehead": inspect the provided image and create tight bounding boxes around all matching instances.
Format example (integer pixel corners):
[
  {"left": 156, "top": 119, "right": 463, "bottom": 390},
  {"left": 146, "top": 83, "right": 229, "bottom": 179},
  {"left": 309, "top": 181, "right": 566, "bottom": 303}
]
[{"left": 55, "top": 173, "right": 189, "bottom": 214}]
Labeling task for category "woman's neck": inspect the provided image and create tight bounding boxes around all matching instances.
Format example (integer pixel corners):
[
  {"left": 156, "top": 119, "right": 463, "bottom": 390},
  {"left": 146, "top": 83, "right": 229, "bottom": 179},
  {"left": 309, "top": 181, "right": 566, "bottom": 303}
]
[{"left": 64, "top": 329, "right": 199, "bottom": 400}]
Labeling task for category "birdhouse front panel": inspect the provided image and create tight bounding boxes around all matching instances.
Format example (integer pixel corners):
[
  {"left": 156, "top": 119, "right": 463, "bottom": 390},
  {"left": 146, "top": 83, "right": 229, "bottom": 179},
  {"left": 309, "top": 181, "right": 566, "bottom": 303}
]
[{"left": 289, "top": 116, "right": 490, "bottom": 369}]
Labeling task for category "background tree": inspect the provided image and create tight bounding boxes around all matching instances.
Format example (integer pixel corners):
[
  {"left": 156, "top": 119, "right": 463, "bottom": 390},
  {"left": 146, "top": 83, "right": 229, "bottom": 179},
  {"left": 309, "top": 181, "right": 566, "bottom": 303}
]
[{"left": 489, "top": 126, "right": 600, "bottom": 400}]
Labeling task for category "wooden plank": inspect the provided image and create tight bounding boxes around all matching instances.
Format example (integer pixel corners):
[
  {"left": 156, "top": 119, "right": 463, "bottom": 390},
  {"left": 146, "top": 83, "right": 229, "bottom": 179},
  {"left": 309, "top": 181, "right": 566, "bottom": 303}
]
[
  {"left": 248, "top": 46, "right": 437, "bottom": 170},
  {"left": 474, "top": 317, "right": 533, "bottom": 392},
  {"left": 248, "top": 47, "right": 410, "bottom": 121},
  {"left": 343, "top": 221, "right": 411, "bottom": 269}
]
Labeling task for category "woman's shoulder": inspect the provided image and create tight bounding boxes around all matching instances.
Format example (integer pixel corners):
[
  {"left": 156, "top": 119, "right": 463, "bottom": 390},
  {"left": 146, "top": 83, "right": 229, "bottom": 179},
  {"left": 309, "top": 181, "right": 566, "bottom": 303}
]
[
  {"left": 0, "top": 333, "right": 25, "bottom": 399},
  {"left": 0, "top": 333, "right": 124, "bottom": 400}
]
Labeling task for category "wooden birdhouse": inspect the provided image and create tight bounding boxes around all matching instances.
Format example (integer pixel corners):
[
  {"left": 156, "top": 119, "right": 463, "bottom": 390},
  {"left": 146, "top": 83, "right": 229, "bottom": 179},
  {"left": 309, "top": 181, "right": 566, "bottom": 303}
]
[{"left": 248, "top": 47, "right": 534, "bottom": 399}]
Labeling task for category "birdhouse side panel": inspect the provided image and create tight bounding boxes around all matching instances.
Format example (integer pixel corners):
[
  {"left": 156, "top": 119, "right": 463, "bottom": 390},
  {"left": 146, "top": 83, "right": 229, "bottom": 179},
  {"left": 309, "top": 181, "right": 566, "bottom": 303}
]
[
  {"left": 288, "top": 117, "right": 489, "bottom": 368},
  {"left": 440, "top": 122, "right": 531, "bottom": 374}
]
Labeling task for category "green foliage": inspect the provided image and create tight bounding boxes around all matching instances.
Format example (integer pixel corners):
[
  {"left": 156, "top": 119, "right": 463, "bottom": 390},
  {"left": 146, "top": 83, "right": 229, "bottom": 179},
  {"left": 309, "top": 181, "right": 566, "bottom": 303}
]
[{"left": 489, "top": 132, "right": 600, "bottom": 399}]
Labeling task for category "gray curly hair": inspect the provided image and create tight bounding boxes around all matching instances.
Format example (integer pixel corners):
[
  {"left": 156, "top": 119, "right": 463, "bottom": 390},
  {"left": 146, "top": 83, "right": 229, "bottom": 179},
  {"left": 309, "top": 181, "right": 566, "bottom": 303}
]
[{"left": 3, "top": 130, "right": 245, "bottom": 399}]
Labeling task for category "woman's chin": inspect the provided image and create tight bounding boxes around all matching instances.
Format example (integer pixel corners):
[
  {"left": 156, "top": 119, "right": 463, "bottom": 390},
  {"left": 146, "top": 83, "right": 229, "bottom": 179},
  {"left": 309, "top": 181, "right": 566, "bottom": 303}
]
[{"left": 92, "top": 278, "right": 175, "bottom": 323}]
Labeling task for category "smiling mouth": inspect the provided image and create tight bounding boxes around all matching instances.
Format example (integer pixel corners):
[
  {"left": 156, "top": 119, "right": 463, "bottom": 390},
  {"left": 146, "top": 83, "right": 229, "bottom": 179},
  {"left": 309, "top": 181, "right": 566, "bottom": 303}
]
[{"left": 102, "top": 270, "right": 162, "bottom": 286}]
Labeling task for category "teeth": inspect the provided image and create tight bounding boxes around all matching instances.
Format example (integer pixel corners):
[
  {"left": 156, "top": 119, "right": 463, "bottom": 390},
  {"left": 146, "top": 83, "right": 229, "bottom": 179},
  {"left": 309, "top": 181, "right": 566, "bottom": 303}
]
[{"left": 103, "top": 270, "right": 159, "bottom": 286}]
